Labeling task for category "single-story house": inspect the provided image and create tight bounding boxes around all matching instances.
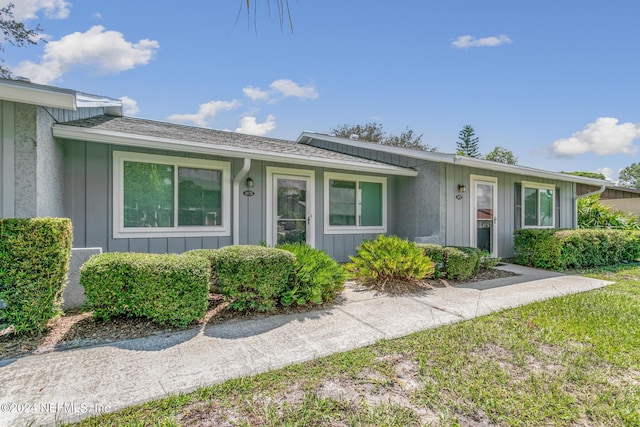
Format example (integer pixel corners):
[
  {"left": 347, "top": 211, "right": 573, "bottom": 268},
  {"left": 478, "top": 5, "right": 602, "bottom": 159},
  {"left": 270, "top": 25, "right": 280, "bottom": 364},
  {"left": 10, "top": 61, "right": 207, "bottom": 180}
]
[{"left": 1, "top": 78, "right": 609, "bottom": 291}]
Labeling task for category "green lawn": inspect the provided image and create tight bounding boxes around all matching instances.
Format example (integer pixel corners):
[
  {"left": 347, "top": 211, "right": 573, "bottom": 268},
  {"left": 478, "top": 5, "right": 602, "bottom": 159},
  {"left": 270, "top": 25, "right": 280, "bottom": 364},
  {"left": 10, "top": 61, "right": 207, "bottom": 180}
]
[{"left": 71, "top": 265, "right": 640, "bottom": 426}]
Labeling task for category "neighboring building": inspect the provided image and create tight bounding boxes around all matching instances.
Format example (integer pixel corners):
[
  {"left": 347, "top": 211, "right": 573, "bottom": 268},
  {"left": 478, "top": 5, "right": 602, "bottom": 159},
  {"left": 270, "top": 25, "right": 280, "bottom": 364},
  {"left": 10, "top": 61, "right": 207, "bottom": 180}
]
[
  {"left": 2, "top": 78, "right": 609, "bottom": 266},
  {"left": 598, "top": 185, "right": 640, "bottom": 217}
]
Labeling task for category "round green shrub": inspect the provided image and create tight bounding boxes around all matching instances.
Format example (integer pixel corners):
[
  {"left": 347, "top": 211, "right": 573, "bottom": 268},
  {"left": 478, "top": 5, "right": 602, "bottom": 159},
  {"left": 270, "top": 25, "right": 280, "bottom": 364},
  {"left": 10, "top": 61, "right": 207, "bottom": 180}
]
[
  {"left": 277, "top": 243, "right": 346, "bottom": 306},
  {"left": 215, "top": 245, "right": 295, "bottom": 312},
  {"left": 346, "top": 235, "right": 435, "bottom": 291},
  {"left": 442, "top": 247, "right": 478, "bottom": 280}
]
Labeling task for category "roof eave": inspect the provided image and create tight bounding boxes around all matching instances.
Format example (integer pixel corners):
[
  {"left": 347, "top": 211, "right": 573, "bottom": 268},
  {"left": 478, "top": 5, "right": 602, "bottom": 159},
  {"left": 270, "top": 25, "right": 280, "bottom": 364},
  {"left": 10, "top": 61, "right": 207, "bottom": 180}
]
[
  {"left": 298, "top": 131, "right": 610, "bottom": 186},
  {"left": 0, "top": 81, "right": 77, "bottom": 110},
  {"left": 53, "top": 125, "right": 418, "bottom": 177},
  {"left": 0, "top": 81, "right": 123, "bottom": 113},
  {"left": 297, "top": 132, "right": 457, "bottom": 164},
  {"left": 452, "top": 156, "right": 610, "bottom": 186}
]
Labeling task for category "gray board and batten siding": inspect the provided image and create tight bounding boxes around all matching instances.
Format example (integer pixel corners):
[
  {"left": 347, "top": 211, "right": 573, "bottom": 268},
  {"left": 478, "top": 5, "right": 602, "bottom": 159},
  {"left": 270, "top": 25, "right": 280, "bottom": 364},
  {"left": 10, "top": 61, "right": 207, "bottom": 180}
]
[
  {"left": 303, "top": 136, "right": 577, "bottom": 258},
  {"left": 444, "top": 165, "right": 574, "bottom": 258},
  {"left": 305, "top": 137, "right": 446, "bottom": 246},
  {"left": 62, "top": 139, "right": 396, "bottom": 262}
]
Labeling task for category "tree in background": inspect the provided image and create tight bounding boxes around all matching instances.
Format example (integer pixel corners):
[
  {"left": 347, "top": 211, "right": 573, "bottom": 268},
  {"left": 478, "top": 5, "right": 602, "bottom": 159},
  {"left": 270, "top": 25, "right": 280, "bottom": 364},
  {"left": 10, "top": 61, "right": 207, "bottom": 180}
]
[
  {"left": 485, "top": 146, "right": 518, "bottom": 165},
  {"left": 618, "top": 162, "right": 640, "bottom": 189},
  {"left": 455, "top": 125, "right": 481, "bottom": 158},
  {"left": 330, "top": 122, "right": 438, "bottom": 152},
  {"left": 0, "top": 3, "right": 44, "bottom": 78},
  {"left": 331, "top": 122, "right": 385, "bottom": 144},
  {"left": 562, "top": 171, "right": 607, "bottom": 180}
]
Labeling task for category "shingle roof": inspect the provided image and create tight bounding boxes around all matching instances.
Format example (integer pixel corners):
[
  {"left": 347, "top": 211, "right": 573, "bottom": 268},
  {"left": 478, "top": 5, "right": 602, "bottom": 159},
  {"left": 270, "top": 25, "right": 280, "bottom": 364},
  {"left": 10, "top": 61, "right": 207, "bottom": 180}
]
[
  {"left": 298, "top": 131, "right": 611, "bottom": 186},
  {"left": 55, "top": 116, "right": 416, "bottom": 176}
]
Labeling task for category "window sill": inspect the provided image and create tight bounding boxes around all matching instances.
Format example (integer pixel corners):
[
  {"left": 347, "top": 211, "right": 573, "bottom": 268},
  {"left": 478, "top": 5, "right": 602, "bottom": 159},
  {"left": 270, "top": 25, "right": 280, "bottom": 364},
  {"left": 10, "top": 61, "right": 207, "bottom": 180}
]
[
  {"left": 113, "top": 226, "right": 230, "bottom": 239},
  {"left": 324, "top": 226, "right": 386, "bottom": 235}
]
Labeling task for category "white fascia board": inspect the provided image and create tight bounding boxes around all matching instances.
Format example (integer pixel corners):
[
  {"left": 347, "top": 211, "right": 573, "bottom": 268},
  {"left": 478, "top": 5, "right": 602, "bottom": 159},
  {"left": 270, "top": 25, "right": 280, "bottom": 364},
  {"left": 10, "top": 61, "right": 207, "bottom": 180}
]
[
  {"left": 53, "top": 125, "right": 418, "bottom": 177},
  {"left": 75, "top": 93, "right": 123, "bottom": 109},
  {"left": 0, "top": 82, "right": 76, "bottom": 110},
  {"left": 452, "top": 156, "right": 610, "bottom": 186}
]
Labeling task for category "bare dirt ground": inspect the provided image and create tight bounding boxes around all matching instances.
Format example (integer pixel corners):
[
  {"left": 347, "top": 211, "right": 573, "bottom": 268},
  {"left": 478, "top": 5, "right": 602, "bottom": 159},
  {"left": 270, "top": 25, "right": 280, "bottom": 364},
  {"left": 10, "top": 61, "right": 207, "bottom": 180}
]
[{"left": 0, "top": 268, "right": 515, "bottom": 361}]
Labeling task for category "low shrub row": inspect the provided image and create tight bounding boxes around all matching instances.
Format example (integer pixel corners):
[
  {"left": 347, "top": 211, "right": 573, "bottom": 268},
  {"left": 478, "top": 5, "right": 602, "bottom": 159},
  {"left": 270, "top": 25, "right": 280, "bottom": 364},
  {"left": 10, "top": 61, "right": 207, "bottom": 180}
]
[
  {"left": 0, "top": 218, "right": 73, "bottom": 334},
  {"left": 514, "top": 228, "right": 640, "bottom": 270},
  {"left": 80, "top": 236, "right": 493, "bottom": 328},
  {"left": 81, "top": 245, "right": 347, "bottom": 327}
]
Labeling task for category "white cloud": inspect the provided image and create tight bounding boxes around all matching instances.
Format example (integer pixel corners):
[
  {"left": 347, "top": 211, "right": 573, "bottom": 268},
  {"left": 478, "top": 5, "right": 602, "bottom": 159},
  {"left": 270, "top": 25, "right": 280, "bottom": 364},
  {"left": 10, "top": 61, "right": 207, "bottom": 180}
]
[
  {"left": 120, "top": 96, "right": 139, "bottom": 115},
  {"left": 549, "top": 117, "right": 640, "bottom": 157},
  {"left": 92, "top": 12, "right": 103, "bottom": 20},
  {"left": 452, "top": 34, "right": 512, "bottom": 48},
  {"left": 0, "top": 0, "right": 71, "bottom": 20},
  {"left": 168, "top": 100, "right": 241, "bottom": 127},
  {"left": 269, "top": 79, "right": 318, "bottom": 100},
  {"left": 14, "top": 25, "right": 159, "bottom": 84},
  {"left": 597, "top": 167, "right": 615, "bottom": 181},
  {"left": 243, "top": 86, "right": 270, "bottom": 101},
  {"left": 236, "top": 115, "right": 276, "bottom": 136},
  {"left": 242, "top": 79, "right": 318, "bottom": 103}
]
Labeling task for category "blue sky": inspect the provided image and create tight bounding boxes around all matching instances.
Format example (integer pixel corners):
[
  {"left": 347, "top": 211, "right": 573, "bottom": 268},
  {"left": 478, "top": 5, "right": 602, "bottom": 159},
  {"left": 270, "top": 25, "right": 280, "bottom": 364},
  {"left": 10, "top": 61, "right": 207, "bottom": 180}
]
[{"left": 3, "top": 0, "right": 640, "bottom": 181}]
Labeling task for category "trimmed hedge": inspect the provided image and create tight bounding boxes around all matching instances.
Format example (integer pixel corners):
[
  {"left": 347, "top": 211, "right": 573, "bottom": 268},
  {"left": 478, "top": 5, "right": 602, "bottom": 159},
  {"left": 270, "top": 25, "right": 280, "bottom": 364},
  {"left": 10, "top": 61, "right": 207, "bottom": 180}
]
[
  {"left": 183, "top": 249, "right": 222, "bottom": 292},
  {"left": 444, "top": 246, "right": 481, "bottom": 280},
  {"left": 215, "top": 245, "right": 295, "bottom": 312},
  {"left": 514, "top": 229, "right": 640, "bottom": 270},
  {"left": 417, "top": 244, "right": 484, "bottom": 280},
  {"left": 277, "top": 243, "right": 347, "bottom": 306},
  {"left": 81, "top": 253, "right": 210, "bottom": 328},
  {"left": 0, "top": 218, "right": 72, "bottom": 334}
]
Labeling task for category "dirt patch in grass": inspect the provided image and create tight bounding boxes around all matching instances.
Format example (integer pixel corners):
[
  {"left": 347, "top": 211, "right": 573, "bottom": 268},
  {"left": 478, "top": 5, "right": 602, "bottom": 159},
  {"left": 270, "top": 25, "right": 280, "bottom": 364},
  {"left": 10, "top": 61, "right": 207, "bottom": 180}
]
[
  {"left": 0, "top": 268, "right": 517, "bottom": 361},
  {"left": 175, "top": 352, "right": 441, "bottom": 427}
]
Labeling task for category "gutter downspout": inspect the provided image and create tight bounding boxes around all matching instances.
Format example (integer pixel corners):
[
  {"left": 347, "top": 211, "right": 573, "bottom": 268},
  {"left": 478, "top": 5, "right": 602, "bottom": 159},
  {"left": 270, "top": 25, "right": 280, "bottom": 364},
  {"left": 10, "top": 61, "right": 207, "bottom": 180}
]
[
  {"left": 575, "top": 184, "right": 606, "bottom": 228},
  {"left": 233, "top": 158, "right": 251, "bottom": 245}
]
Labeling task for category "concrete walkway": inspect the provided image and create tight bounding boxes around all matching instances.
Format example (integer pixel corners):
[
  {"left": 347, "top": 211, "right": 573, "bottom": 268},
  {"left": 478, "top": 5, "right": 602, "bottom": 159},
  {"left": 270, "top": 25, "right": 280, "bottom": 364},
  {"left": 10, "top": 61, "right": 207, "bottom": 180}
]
[{"left": 0, "top": 264, "right": 612, "bottom": 426}]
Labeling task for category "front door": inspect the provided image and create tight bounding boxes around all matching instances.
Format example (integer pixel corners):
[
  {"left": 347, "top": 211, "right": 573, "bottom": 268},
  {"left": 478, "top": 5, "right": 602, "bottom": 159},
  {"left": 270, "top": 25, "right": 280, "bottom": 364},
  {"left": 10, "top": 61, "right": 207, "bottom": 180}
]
[
  {"left": 266, "top": 168, "right": 315, "bottom": 247},
  {"left": 471, "top": 175, "right": 498, "bottom": 257}
]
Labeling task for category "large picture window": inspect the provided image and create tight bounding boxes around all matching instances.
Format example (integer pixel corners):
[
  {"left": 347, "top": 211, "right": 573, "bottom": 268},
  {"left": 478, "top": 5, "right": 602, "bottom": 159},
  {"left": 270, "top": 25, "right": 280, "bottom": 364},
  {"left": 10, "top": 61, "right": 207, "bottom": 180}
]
[
  {"left": 113, "top": 152, "right": 230, "bottom": 238},
  {"left": 325, "top": 172, "right": 386, "bottom": 234},
  {"left": 522, "top": 181, "right": 555, "bottom": 228}
]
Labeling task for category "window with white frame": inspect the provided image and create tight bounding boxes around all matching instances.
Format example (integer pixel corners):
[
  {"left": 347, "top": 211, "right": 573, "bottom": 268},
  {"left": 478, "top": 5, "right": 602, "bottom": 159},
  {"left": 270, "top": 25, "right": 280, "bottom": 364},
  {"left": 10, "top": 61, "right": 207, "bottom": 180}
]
[
  {"left": 522, "top": 181, "right": 555, "bottom": 228},
  {"left": 113, "top": 152, "right": 230, "bottom": 238},
  {"left": 324, "top": 172, "right": 386, "bottom": 234}
]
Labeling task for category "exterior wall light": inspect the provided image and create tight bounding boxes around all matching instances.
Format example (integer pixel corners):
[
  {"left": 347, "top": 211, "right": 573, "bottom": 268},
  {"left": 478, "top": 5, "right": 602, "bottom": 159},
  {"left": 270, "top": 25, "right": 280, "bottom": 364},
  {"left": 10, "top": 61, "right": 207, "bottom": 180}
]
[
  {"left": 244, "top": 177, "right": 255, "bottom": 196},
  {"left": 457, "top": 184, "right": 466, "bottom": 193}
]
